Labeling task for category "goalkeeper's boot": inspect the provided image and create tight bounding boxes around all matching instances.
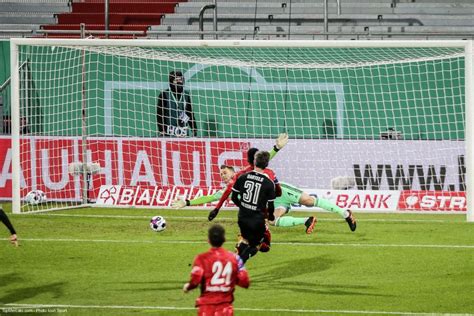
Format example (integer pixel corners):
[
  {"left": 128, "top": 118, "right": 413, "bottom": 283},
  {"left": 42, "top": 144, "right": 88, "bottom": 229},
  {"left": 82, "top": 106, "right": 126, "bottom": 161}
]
[
  {"left": 345, "top": 210, "right": 357, "bottom": 232},
  {"left": 305, "top": 216, "right": 317, "bottom": 234}
]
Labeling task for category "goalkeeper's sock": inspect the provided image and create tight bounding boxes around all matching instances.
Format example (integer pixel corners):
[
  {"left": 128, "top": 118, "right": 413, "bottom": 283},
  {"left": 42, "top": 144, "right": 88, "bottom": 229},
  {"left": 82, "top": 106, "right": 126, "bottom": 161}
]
[
  {"left": 314, "top": 198, "right": 347, "bottom": 218},
  {"left": 275, "top": 216, "right": 308, "bottom": 227}
]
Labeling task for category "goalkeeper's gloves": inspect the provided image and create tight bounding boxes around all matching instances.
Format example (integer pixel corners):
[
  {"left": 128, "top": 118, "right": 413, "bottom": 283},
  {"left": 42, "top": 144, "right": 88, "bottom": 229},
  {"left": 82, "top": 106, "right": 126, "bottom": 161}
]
[
  {"left": 274, "top": 133, "right": 289, "bottom": 150},
  {"left": 208, "top": 208, "right": 219, "bottom": 221},
  {"left": 171, "top": 199, "right": 190, "bottom": 209}
]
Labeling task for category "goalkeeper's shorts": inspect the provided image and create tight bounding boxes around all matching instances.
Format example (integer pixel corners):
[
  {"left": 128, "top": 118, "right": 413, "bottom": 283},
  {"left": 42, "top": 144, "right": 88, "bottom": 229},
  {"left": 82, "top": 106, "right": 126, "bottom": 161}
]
[{"left": 274, "top": 182, "right": 304, "bottom": 213}]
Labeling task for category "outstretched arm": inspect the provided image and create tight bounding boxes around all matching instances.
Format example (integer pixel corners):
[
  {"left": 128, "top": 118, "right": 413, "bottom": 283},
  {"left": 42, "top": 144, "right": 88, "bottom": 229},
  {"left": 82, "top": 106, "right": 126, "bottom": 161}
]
[
  {"left": 207, "top": 184, "right": 233, "bottom": 221},
  {"left": 172, "top": 190, "right": 223, "bottom": 208},
  {"left": 269, "top": 133, "right": 288, "bottom": 160},
  {"left": 208, "top": 167, "right": 250, "bottom": 220},
  {"left": 213, "top": 183, "right": 233, "bottom": 211}
]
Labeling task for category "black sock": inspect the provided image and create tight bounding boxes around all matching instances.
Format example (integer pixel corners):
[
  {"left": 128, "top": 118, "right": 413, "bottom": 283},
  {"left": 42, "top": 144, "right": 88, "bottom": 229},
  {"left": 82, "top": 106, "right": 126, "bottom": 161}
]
[
  {"left": 0, "top": 208, "right": 16, "bottom": 235},
  {"left": 239, "top": 246, "right": 258, "bottom": 263}
]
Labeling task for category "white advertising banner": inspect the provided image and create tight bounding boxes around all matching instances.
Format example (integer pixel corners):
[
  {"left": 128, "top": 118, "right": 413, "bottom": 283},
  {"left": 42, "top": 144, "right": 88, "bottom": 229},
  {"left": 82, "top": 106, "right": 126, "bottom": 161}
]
[
  {"left": 251, "top": 139, "right": 465, "bottom": 192},
  {"left": 298, "top": 189, "right": 400, "bottom": 212}
]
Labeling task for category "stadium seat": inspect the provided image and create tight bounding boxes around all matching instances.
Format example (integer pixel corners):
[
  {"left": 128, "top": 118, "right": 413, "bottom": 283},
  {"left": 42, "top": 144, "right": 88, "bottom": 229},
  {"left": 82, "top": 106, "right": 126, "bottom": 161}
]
[
  {"left": 0, "top": 1, "right": 68, "bottom": 38},
  {"left": 40, "top": 1, "right": 185, "bottom": 38},
  {"left": 0, "top": 0, "right": 473, "bottom": 39},
  {"left": 149, "top": 0, "right": 474, "bottom": 40}
]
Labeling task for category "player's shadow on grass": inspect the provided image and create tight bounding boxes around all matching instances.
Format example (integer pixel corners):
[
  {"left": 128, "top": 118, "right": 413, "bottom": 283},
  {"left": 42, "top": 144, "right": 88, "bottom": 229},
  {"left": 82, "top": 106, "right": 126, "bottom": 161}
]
[
  {"left": 0, "top": 275, "right": 65, "bottom": 305},
  {"left": 252, "top": 255, "right": 335, "bottom": 283},
  {"left": 261, "top": 279, "right": 388, "bottom": 297},
  {"left": 0, "top": 273, "right": 23, "bottom": 288},
  {"left": 251, "top": 256, "right": 389, "bottom": 297},
  {"left": 114, "top": 280, "right": 184, "bottom": 292}
]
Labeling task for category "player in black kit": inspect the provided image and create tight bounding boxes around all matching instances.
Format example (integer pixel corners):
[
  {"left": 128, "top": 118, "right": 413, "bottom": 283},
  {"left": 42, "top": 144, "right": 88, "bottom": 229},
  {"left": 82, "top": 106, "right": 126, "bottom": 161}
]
[
  {"left": 1, "top": 207, "right": 18, "bottom": 246},
  {"left": 231, "top": 150, "right": 276, "bottom": 263}
]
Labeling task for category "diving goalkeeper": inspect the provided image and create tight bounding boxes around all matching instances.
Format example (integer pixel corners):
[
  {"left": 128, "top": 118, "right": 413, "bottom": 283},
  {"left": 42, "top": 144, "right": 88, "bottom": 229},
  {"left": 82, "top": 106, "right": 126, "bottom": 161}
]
[{"left": 172, "top": 165, "right": 356, "bottom": 233}]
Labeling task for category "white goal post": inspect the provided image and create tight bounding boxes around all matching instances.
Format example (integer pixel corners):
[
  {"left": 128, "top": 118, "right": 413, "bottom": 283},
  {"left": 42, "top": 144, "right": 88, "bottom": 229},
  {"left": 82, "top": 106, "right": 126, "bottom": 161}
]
[{"left": 9, "top": 38, "right": 474, "bottom": 221}]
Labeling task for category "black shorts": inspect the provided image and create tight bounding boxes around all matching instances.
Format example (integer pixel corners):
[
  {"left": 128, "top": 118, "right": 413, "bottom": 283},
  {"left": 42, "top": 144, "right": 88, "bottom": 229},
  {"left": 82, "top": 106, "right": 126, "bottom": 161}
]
[{"left": 238, "top": 215, "right": 266, "bottom": 247}]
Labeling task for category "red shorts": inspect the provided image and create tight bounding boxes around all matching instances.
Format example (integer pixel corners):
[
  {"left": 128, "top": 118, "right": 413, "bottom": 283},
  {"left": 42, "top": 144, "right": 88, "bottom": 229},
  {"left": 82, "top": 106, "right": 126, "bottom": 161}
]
[{"left": 198, "top": 303, "right": 234, "bottom": 316}]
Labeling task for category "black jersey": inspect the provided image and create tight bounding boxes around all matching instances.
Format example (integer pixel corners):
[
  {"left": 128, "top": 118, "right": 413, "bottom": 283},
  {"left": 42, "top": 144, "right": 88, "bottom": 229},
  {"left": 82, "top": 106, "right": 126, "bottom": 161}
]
[{"left": 231, "top": 170, "right": 276, "bottom": 218}]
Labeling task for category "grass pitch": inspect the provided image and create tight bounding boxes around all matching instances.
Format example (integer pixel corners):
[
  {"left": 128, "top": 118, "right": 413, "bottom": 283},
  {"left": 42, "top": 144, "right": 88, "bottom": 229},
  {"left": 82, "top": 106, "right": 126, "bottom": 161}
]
[{"left": 1, "top": 205, "right": 473, "bottom": 316}]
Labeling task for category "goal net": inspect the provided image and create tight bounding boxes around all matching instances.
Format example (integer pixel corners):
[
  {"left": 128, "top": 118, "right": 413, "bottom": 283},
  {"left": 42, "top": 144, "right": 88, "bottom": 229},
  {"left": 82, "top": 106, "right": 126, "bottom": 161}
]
[{"left": 9, "top": 39, "right": 473, "bottom": 219}]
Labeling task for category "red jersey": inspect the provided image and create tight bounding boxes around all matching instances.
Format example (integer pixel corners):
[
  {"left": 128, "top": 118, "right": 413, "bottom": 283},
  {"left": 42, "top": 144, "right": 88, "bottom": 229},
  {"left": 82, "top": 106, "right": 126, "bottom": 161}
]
[
  {"left": 186, "top": 247, "right": 250, "bottom": 307},
  {"left": 263, "top": 168, "right": 282, "bottom": 200},
  {"left": 214, "top": 166, "right": 281, "bottom": 212}
]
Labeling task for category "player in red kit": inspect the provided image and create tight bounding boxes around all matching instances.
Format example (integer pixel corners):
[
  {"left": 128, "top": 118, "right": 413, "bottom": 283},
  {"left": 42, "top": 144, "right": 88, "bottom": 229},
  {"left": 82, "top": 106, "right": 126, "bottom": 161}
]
[
  {"left": 207, "top": 133, "right": 288, "bottom": 222},
  {"left": 183, "top": 224, "right": 250, "bottom": 316}
]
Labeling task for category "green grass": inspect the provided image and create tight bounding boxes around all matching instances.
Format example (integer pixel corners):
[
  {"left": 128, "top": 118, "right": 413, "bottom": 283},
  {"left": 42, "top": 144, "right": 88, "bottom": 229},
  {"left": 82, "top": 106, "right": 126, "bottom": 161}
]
[{"left": 1, "top": 204, "right": 473, "bottom": 316}]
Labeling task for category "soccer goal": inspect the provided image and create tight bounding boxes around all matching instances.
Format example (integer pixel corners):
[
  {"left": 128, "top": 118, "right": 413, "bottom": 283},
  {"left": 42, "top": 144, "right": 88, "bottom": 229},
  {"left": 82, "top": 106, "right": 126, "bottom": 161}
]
[{"left": 9, "top": 39, "right": 473, "bottom": 220}]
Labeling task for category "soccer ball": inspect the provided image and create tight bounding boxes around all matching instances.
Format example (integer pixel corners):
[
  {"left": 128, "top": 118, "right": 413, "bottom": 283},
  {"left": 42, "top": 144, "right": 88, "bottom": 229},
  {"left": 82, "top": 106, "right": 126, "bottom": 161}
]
[
  {"left": 24, "top": 190, "right": 47, "bottom": 205},
  {"left": 150, "top": 216, "right": 167, "bottom": 232}
]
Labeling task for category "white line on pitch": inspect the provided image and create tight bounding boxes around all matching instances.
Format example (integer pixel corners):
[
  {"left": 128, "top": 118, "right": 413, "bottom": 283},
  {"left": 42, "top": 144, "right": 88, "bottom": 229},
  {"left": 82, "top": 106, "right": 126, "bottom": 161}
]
[
  {"left": 2, "top": 303, "right": 473, "bottom": 316},
  {"left": 18, "top": 213, "right": 234, "bottom": 221},
  {"left": 2, "top": 237, "right": 473, "bottom": 249},
  {"left": 14, "top": 212, "right": 463, "bottom": 223},
  {"left": 276, "top": 242, "right": 474, "bottom": 249}
]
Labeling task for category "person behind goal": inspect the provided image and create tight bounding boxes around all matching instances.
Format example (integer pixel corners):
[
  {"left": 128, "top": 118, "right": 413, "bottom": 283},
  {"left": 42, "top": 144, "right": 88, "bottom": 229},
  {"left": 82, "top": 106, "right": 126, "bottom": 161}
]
[{"left": 183, "top": 224, "right": 250, "bottom": 316}]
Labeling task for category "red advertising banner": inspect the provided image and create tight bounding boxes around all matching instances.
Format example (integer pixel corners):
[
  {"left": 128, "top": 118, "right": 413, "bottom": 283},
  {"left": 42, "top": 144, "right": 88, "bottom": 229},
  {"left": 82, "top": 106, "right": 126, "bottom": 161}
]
[
  {"left": 398, "top": 190, "right": 466, "bottom": 212},
  {"left": 0, "top": 137, "right": 250, "bottom": 201},
  {"left": 96, "top": 185, "right": 233, "bottom": 207}
]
